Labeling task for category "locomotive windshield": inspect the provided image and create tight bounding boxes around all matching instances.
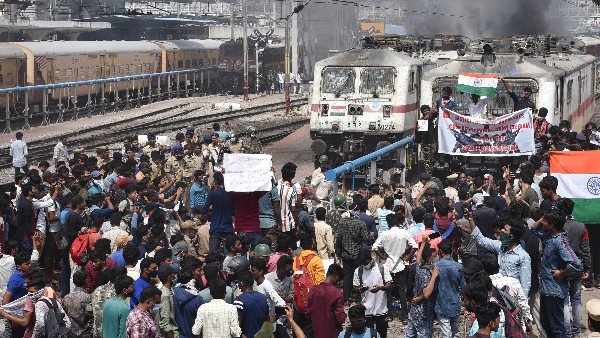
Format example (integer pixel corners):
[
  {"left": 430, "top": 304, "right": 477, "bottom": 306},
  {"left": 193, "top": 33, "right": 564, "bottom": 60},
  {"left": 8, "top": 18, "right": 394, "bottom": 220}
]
[
  {"left": 359, "top": 67, "right": 395, "bottom": 96},
  {"left": 321, "top": 67, "right": 355, "bottom": 94}
]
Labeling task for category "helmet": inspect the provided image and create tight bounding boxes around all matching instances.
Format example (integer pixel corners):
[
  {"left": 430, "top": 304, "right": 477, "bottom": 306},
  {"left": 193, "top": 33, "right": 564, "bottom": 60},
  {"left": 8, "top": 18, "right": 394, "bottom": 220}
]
[
  {"left": 318, "top": 155, "right": 330, "bottom": 164},
  {"left": 333, "top": 194, "right": 347, "bottom": 207},
  {"left": 227, "top": 256, "right": 250, "bottom": 274},
  {"left": 253, "top": 244, "right": 272, "bottom": 257},
  {"left": 186, "top": 124, "right": 195, "bottom": 131},
  {"left": 247, "top": 126, "right": 257, "bottom": 133}
]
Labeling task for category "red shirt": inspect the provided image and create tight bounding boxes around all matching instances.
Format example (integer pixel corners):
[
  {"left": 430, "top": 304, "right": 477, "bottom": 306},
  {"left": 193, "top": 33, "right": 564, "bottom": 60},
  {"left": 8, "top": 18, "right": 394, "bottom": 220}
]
[
  {"left": 84, "top": 257, "right": 117, "bottom": 293},
  {"left": 308, "top": 282, "right": 346, "bottom": 338},
  {"left": 230, "top": 192, "right": 263, "bottom": 233}
]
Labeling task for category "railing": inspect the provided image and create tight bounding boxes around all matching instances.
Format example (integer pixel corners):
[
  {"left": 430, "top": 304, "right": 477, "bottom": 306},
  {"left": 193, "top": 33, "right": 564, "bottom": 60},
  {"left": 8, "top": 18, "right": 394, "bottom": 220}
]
[{"left": 1, "top": 67, "right": 217, "bottom": 133}]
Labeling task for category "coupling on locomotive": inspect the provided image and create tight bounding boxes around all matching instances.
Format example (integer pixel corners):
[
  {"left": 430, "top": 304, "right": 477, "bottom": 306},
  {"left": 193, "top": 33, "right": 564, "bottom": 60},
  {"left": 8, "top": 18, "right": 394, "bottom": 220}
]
[{"left": 309, "top": 35, "right": 598, "bottom": 180}]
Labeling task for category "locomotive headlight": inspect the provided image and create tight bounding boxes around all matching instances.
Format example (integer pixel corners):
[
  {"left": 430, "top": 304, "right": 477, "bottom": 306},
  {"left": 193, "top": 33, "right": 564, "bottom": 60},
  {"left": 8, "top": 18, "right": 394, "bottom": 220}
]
[
  {"left": 332, "top": 123, "right": 340, "bottom": 131},
  {"left": 356, "top": 107, "right": 363, "bottom": 115},
  {"left": 349, "top": 106, "right": 356, "bottom": 114},
  {"left": 321, "top": 104, "right": 329, "bottom": 116},
  {"left": 383, "top": 105, "right": 391, "bottom": 117}
]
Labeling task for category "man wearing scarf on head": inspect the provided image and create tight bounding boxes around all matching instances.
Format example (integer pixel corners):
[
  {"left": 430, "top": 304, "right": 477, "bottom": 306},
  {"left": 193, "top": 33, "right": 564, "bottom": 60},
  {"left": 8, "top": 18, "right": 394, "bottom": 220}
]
[{"left": 466, "top": 215, "right": 532, "bottom": 296}]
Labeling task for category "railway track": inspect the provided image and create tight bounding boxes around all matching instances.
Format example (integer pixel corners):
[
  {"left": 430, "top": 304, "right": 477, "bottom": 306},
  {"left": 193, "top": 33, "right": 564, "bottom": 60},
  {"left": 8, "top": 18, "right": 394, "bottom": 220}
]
[{"left": 0, "top": 97, "right": 308, "bottom": 170}]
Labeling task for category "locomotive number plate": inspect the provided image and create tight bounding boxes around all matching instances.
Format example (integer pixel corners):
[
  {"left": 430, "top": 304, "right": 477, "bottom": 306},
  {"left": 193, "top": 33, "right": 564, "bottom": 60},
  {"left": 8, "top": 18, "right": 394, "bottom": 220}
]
[{"left": 377, "top": 125, "right": 396, "bottom": 130}]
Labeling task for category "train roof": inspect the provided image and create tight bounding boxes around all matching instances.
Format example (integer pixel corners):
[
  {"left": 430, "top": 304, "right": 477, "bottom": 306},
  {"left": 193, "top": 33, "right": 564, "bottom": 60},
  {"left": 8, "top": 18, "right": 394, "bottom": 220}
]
[
  {"left": 152, "top": 40, "right": 207, "bottom": 52},
  {"left": 11, "top": 41, "right": 161, "bottom": 56},
  {"left": 314, "top": 48, "right": 423, "bottom": 69},
  {"left": 572, "top": 35, "right": 600, "bottom": 47},
  {"left": 187, "top": 39, "right": 224, "bottom": 49},
  {"left": 0, "top": 44, "right": 26, "bottom": 59},
  {"left": 421, "top": 53, "right": 595, "bottom": 82}
]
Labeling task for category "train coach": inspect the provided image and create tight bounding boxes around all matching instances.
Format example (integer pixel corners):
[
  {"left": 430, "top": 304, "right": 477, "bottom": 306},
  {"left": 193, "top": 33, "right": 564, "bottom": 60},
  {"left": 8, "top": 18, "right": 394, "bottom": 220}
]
[
  {"left": 309, "top": 48, "right": 423, "bottom": 166},
  {"left": 0, "top": 44, "right": 26, "bottom": 110}
]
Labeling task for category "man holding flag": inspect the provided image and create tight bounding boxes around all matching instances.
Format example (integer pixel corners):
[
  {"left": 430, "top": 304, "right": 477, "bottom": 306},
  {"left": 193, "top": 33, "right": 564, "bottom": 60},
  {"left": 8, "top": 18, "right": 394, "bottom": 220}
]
[{"left": 457, "top": 72, "right": 498, "bottom": 119}]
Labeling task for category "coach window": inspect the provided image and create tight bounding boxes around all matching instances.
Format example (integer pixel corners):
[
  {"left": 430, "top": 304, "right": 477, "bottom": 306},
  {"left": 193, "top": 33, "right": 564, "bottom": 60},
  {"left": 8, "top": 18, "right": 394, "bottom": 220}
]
[
  {"left": 0, "top": 74, "right": 3, "bottom": 86},
  {"left": 192, "top": 59, "right": 197, "bottom": 68},
  {"left": 96, "top": 66, "right": 101, "bottom": 77},
  {"left": 567, "top": 79, "right": 573, "bottom": 104},
  {"left": 67, "top": 68, "right": 73, "bottom": 80},
  {"left": 200, "top": 59, "right": 204, "bottom": 66},
  {"left": 211, "top": 58, "right": 216, "bottom": 65},
  {"left": 185, "top": 60, "right": 191, "bottom": 68},
  {"left": 6, "top": 73, "right": 13, "bottom": 86},
  {"left": 55, "top": 70, "right": 61, "bottom": 82},
  {"left": 178, "top": 60, "right": 183, "bottom": 69}
]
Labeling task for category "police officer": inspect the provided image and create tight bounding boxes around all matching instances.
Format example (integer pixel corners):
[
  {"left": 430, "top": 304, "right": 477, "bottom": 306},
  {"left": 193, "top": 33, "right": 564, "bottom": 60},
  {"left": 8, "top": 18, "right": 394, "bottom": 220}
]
[
  {"left": 245, "top": 126, "right": 262, "bottom": 154},
  {"left": 226, "top": 132, "right": 245, "bottom": 153},
  {"left": 312, "top": 155, "right": 330, "bottom": 180},
  {"left": 95, "top": 146, "right": 110, "bottom": 168},
  {"left": 325, "top": 194, "right": 348, "bottom": 234},
  {"left": 143, "top": 133, "right": 162, "bottom": 157},
  {"left": 165, "top": 145, "right": 186, "bottom": 178}
]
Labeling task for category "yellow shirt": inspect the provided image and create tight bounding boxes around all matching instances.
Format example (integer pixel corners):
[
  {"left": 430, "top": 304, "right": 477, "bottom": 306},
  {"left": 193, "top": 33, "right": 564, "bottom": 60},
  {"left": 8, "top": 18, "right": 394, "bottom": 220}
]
[{"left": 293, "top": 250, "right": 325, "bottom": 285}]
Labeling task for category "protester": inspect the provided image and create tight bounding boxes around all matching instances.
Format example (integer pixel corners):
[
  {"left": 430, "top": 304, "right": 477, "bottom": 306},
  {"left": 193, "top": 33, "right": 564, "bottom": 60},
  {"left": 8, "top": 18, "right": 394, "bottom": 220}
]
[
  {"left": 126, "top": 285, "right": 162, "bottom": 337},
  {"left": 309, "top": 264, "right": 346, "bottom": 338},
  {"left": 102, "top": 275, "right": 134, "bottom": 338}
]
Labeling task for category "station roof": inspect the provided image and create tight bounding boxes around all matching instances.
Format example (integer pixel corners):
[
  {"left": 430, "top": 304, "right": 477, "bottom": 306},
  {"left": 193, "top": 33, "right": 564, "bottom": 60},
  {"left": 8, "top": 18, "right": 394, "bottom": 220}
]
[
  {"left": 11, "top": 41, "right": 161, "bottom": 56},
  {"left": 0, "top": 43, "right": 26, "bottom": 59}
]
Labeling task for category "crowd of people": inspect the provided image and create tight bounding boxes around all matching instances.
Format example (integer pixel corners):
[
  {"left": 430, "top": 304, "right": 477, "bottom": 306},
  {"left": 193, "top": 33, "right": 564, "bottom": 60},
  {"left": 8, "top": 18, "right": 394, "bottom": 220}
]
[{"left": 2, "top": 89, "right": 600, "bottom": 338}]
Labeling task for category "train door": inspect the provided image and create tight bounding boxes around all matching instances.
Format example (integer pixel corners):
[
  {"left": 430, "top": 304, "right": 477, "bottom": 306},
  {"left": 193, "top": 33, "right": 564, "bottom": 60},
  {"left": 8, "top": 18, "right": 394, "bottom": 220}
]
[{"left": 558, "top": 78, "right": 564, "bottom": 120}]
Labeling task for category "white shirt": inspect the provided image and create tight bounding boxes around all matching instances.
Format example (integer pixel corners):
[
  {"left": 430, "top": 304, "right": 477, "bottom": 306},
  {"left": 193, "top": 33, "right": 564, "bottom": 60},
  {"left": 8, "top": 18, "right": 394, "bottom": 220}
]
[
  {"left": 191, "top": 299, "right": 242, "bottom": 338},
  {"left": 10, "top": 140, "right": 28, "bottom": 167},
  {"left": 468, "top": 97, "right": 491, "bottom": 119},
  {"left": 352, "top": 263, "right": 393, "bottom": 316},
  {"left": 310, "top": 172, "right": 331, "bottom": 200},
  {"left": 256, "top": 279, "right": 286, "bottom": 317},
  {"left": 489, "top": 273, "right": 533, "bottom": 327},
  {"left": 277, "top": 180, "right": 297, "bottom": 233},
  {"left": 314, "top": 220, "right": 334, "bottom": 260},
  {"left": 53, "top": 142, "right": 69, "bottom": 163},
  {"left": 103, "top": 227, "right": 130, "bottom": 252},
  {"left": 372, "top": 227, "right": 418, "bottom": 273},
  {"left": 0, "top": 254, "right": 15, "bottom": 291}
]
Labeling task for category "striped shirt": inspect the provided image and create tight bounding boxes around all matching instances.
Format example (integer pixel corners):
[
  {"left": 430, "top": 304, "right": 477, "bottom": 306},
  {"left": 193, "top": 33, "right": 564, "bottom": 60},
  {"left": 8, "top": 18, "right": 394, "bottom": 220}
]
[{"left": 277, "top": 180, "right": 297, "bottom": 233}]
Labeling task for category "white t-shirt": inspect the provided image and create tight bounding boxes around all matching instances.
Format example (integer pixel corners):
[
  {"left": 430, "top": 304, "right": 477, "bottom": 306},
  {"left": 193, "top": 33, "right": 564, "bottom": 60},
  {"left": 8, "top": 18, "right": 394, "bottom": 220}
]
[
  {"left": 311, "top": 172, "right": 331, "bottom": 200},
  {"left": 353, "top": 263, "right": 393, "bottom": 316},
  {"left": 256, "top": 279, "right": 286, "bottom": 317},
  {"left": 468, "top": 97, "right": 491, "bottom": 120}
]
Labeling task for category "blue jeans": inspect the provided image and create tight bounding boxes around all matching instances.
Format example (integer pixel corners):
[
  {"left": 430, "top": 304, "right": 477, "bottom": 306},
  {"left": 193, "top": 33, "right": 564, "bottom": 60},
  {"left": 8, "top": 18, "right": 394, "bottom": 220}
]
[
  {"left": 404, "top": 319, "right": 433, "bottom": 338},
  {"left": 240, "top": 231, "right": 260, "bottom": 250},
  {"left": 437, "top": 315, "right": 459, "bottom": 338},
  {"left": 60, "top": 249, "right": 71, "bottom": 297},
  {"left": 567, "top": 278, "right": 583, "bottom": 337},
  {"left": 541, "top": 294, "right": 568, "bottom": 338}
]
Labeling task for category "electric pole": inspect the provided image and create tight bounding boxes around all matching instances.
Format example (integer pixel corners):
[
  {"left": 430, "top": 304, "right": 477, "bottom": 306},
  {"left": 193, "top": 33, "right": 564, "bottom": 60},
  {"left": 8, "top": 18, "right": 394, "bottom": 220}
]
[{"left": 243, "top": 0, "right": 249, "bottom": 101}]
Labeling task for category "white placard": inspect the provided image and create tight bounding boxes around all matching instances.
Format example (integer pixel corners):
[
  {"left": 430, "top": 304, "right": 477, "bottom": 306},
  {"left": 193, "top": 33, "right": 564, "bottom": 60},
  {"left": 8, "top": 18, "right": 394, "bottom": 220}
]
[
  {"left": 223, "top": 153, "right": 273, "bottom": 192},
  {"left": 417, "top": 120, "right": 429, "bottom": 132}
]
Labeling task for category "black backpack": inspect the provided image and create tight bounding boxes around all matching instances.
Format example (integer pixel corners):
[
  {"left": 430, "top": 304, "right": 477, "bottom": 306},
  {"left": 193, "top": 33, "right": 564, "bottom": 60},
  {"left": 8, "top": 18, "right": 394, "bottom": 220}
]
[
  {"left": 39, "top": 298, "right": 69, "bottom": 338},
  {"left": 490, "top": 285, "right": 526, "bottom": 338}
]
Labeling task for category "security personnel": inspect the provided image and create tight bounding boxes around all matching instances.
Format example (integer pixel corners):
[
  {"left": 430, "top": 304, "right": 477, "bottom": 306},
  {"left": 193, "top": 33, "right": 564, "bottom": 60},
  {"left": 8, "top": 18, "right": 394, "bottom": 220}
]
[
  {"left": 143, "top": 133, "right": 162, "bottom": 157},
  {"left": 183, "top": 144, "right": 201, "bottom": 180},
  {"left": 226, "top": 132, "right": 245, "bottom": 153},
  {"left": 325, "top": 194, "right": 348, "bottom": 233},
  {"left": 165, "top": 145, "right": 186, "bottom": 178},
  {"left": 95, "top": 146, "right": 109, "bottom": 168},
  {"left": 312, "top": 155, "right": 330, "bottom": 180},
  {"left": 245, "top": 126, "right": 262, "bottom": 154}
]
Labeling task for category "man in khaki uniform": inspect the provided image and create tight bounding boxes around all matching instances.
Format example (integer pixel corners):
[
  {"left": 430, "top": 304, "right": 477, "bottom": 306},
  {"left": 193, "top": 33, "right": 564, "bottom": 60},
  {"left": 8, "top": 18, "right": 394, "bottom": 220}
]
[
  {"left": 143, "top": 133, "right": 162, "bottom": 157},
  {"left": 95, "top": 146, "right": 109, "bottom": 168},
  {"left": 226, "top": 132, "right": 245, "bottom": 153},
  {"left": 165, "top": 146, "right": 186, "bottom": 178},
  {"left": 367, "top": 184, "right": 384, "bottom": 216}
]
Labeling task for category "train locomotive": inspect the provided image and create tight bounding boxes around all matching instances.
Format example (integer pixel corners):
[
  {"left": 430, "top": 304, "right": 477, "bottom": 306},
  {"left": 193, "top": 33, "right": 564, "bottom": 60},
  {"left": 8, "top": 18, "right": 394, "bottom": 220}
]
[
  {"left": 309, "top": 48, "right": 423, "bottom": 169},
  {"left": 421, "top": 37, "right": 596, "bottom": 173},
  {"left": 310, "top": 35, "right": 599, "bottom": 180}
]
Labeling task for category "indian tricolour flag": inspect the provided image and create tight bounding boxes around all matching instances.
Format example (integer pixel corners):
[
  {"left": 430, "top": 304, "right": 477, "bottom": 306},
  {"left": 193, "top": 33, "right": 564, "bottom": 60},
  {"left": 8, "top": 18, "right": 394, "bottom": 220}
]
[
  {"left": 457, "top": 73, "right": 498, "bottom": 96},
  {"left": 550, "top": 151, "right": 600, "bottom": 224}
]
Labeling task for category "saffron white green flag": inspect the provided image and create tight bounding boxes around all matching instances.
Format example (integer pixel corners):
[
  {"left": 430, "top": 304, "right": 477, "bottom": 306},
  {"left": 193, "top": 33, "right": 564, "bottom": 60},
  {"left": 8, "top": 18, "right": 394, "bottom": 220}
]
[
  {"left": 550, "top": 150, "right": 600, "bottom": 223},
  {"left": 457, "top": 72, "right": 498, "bottom": 96}
]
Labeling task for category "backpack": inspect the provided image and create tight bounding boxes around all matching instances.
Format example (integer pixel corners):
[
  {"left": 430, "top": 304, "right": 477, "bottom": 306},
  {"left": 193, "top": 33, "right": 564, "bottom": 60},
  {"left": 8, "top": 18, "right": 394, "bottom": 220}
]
[
  {"left": 39, "top": 298, "right": 69, "bottom": 338},
  {"left": 344, "top": 327, "right": 377, "bottom": 338},
  {"left": 70, "top": 230, "right": 92, "bottom": 266},
  {"left": 491, "top": 285, "right": 526, "bottom": 338},
  {"left": 293, "top": 253, "right": 316, "bottom": 314}
]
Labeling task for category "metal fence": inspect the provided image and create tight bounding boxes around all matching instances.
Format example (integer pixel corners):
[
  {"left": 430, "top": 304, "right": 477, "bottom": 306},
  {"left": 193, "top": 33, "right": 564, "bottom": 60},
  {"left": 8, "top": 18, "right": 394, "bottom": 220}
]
[{"left": 0, "top": 67, "right": 217, "bottom": 133}]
